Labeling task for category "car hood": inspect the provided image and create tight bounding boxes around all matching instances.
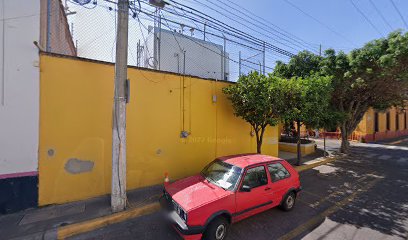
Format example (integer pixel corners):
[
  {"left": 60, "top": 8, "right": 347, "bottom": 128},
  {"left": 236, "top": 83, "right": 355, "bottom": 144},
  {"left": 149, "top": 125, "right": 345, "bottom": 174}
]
[{"left": 165, "top": 175, "right": 232, "bottom": 211}]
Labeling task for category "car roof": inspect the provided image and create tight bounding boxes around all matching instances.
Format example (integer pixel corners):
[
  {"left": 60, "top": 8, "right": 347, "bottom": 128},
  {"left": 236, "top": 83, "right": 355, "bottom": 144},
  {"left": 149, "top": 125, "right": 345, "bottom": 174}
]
[{"left": 218, "top": 154, "right": 283, "bottom": 169}]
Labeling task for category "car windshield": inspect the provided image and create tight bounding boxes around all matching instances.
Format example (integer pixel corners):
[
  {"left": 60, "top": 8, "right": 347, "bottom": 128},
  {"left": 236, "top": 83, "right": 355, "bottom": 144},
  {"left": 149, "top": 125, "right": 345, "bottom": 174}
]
[{"left": 201, "top": 160, "right": 242, "bottom": 191}]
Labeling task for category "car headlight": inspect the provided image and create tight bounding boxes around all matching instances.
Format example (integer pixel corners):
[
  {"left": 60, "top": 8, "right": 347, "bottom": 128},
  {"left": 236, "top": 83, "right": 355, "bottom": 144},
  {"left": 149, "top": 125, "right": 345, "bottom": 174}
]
[
  {"left": 172, "top": 200, "right": 187, "bottom": 223},
  {"left": 182, "top": 211, "right": 188, "bottom": 222}
]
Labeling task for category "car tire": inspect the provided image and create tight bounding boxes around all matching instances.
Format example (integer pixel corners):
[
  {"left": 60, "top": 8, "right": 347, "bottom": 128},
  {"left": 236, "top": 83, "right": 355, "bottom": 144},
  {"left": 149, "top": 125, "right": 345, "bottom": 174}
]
[
  {"left": 281, "top": 191, "right": 296, "bottom": 211},
  {"left": 203, "top": 217, "right": 229, "bottom": 240}
]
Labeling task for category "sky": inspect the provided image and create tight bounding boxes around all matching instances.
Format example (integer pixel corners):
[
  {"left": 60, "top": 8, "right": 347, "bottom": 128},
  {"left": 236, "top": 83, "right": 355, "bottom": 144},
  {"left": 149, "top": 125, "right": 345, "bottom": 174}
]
[
  {"left": 65, "top": 0, "right": 408, "bottom": 80},
  {"left": 219, "top": 0, "right": 408, "bottom": 52}
]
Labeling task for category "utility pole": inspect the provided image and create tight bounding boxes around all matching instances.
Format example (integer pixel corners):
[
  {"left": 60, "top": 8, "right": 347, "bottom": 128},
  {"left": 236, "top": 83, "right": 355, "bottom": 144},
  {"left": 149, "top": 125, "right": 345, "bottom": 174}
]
[
  {"left": 137, "top": 39, "right": 140, "bottom": 67},
  {"left": 319, "top": 44, "right": 322, "bottom": 56},
  {"left": 111, "top": 0, "right": 129, "bottom": 213},
  {"left": 223, "top": 36, "right": 226, "bottom": 80},
  {"left": 262, "top": 41, "right": 265, "bottom": 75},
  {"left": 238, "top": 51, "right": 241, "bottom": 77},
  {"left": 203, "top": 22, "right": 207, "bottom": 41},
  {"left": 158, "top": 11, "right": 161, "bottom": 70}
]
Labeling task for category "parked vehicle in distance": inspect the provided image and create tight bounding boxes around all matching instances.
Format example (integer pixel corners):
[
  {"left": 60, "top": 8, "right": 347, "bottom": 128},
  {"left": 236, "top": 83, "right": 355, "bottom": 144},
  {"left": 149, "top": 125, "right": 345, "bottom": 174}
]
[{"left": 160, "top": 154, "right": 302, "bottom": 240}]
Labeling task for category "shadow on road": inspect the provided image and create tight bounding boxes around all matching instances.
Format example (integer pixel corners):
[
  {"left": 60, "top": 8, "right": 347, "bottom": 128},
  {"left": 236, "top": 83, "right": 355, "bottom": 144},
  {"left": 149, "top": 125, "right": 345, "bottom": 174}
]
[{"left": 309, "top": 144, "right": 408, "bottom": 239}]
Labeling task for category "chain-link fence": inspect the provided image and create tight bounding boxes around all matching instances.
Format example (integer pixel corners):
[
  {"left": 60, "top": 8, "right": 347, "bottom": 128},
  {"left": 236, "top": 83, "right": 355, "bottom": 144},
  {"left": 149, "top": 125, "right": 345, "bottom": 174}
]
[{"left": 44, "top": 0, "right": 300, "bottom": 82}]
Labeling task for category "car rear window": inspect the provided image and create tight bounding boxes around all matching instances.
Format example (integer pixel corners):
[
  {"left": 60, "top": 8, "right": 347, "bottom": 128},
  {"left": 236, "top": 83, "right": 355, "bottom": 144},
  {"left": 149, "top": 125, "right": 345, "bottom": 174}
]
[{"left": 268, "top": 163, "right": 291, "bottom": 182}]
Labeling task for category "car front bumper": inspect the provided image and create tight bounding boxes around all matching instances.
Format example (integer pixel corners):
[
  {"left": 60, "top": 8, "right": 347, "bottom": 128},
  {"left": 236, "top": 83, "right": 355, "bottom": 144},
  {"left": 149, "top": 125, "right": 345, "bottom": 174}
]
[
  {"left": 168, "top": 210, "right": 205, "bottom": 235},
  {"left": 160, "top": 193, "right": 205, "bottom": 239}
]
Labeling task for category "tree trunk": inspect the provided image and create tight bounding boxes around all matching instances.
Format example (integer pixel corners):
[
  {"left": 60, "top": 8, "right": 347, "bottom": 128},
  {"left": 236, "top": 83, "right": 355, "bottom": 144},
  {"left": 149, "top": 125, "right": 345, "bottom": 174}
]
[
  {"left": 296, "top": 120, "right": 302, "bottom": 166},
  {"left": 323, "top": 130, "right": 327, "bottom": 157},
  {"left": 255, "top": 126, "right": 266, "bottom": 154},
  {"left": 256, "top": 137, "right": 262, "bottom": 154},
  {"left": 340, "top": 124, "right": 350, "bottom": 153}
]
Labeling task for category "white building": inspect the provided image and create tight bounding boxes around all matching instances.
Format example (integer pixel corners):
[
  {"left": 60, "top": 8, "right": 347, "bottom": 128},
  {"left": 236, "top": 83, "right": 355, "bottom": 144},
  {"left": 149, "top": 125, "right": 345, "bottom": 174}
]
[
  {"left": 144, "top": 26, "right": 230, "bottom": 81},
  {"left": 0, "top": 0, "right": 74, "bottom": 214},
  {"left": 0, "top": 0, "right": 41, "bottom": 214}
]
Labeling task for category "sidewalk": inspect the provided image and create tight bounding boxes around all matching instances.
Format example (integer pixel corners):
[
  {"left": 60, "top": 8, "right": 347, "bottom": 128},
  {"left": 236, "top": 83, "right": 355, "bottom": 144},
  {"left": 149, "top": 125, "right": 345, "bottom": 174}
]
[{"left": 0, "top": 185, "right": 162, "bottom": 240}]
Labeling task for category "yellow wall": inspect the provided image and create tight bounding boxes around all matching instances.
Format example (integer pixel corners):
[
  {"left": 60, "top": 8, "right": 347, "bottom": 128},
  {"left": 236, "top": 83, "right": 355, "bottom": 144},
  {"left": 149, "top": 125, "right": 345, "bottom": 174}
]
[
  {"left": 39, "top": 54, "right": 279, "bottom": 205},
  {"left": 278, "top": 142, "right": 315, "bottom": 155},
  {"left": 398, "top": 112, "right": 406, "bottom": 130},
  {"left": 378, "top": 112, "right": 387, "bottom": 133},
  {"left": 365, "top": 108, "right": 374, "bottom": 134},
  {"left": 390, "top": 107, "right": 396, "bottom": 131},
  {"left": 356, "top": 108, "right": 373, "bottom": 134},
  {"left": 357, "top": 106, "right": 408, "bottom": 137}
]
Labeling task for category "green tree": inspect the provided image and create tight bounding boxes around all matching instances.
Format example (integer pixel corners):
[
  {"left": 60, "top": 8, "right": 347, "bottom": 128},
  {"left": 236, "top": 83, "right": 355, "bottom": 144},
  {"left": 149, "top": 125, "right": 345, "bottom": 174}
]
[
  {"left": 280, "top": 75, "right": 333, "bottom": 165},
  {"left": 273, "top": 51, "right": 322, "bottom": 79},
  {"left": 321, "top": 31, "right": 408, "bottom": 152},
  {"left": 274, "top": 31, "right": 408, "bottom": 153},
  {"left": 223, "top": 72, "right": 283, "bottom": 153}
]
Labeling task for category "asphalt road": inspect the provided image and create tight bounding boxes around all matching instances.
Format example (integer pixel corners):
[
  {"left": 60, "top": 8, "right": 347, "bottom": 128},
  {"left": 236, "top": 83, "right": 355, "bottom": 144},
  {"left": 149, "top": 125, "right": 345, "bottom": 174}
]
[{"left": 70, "top": 137, "right": 408, "bottom": 240}]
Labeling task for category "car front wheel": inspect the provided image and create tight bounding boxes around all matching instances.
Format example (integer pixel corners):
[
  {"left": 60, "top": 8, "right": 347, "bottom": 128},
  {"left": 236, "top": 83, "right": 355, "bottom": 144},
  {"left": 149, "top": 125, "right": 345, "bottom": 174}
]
[
  {"left": 281, "top": 191, "right": 296, "bottom": 211},
  {"left": 203, "top": 217, "right": 229, "bottom": 240}
]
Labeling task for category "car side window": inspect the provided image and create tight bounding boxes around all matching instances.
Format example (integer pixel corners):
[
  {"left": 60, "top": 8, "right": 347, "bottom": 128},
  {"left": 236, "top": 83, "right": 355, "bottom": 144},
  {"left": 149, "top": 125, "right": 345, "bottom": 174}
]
[
  {"left": 268, "top": 163, "right": 291, "bottom": 182},
  {"left": 242, "top": 166, "right": 268, "bottom": 189}
]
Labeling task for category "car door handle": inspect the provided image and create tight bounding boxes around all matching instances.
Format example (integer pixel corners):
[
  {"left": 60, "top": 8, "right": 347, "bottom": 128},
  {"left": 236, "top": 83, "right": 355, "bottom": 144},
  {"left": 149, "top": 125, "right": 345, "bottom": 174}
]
[{"left": 265, "top": 187, "right": 271, "bottom": 191}]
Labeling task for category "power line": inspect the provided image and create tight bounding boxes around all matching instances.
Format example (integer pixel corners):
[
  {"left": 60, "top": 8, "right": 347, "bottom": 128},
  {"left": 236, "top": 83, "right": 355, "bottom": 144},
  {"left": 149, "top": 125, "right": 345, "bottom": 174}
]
[
  {"left": 350, "top": 0, "right": 384, "bottom": 37},
  {"left": 71, "top": 0, "right": 282, "bottom": 77},
  {"left": 130, "top": 6, "right": 266, "bottom": 74},
  {"left": 185, "top": 0, "right": 303, "bottom": 53},
  {"left": 389, "top": 0, "right": 408, "bottom": 29},
  {"left": 165, "top": 0, "right": 295, "bottom": 57},
  {"left": 149, "top": 3, "right": 289, "bottom": 57},
  {"left": 136, "top": 0, "right": 293, "bottom": 60},
  {"left": 282, "top": 0, "right": 357, "bottom": 46},
  {"left": 369, "top": 0, "right": 393, "bottom": 31},
  {"left": 190, "top": 0, "right": 317, "bottom": 53},
  {"left": 146, "top": 7, "right": 266, "bottom": 52},
  {"left": 116, "top": 0, "right": 284, "bottom": 73},
  {"left": 157, "top": 6, "right": 292, "bottom": 59},
  {"left": 170, "top": 5, "right": 215, "bottom": 43},
  {"left": 222, "top": 0, "right": 320, "bottom": 51},
  {"left": 138, "top": 10, "right": 273, "bottom": 72}
]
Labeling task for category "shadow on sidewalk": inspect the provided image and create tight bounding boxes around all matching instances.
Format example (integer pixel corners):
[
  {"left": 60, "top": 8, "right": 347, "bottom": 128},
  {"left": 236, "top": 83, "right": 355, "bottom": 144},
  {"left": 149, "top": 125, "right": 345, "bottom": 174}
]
[{"left": 0, "top": 185, "right": 163, "bottom": 240}]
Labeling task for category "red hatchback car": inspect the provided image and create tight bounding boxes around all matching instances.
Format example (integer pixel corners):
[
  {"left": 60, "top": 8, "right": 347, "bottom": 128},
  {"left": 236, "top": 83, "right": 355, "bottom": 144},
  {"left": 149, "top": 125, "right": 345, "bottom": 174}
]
[{"left": 161, "top": 154, "right": 302, "bottom": 240}]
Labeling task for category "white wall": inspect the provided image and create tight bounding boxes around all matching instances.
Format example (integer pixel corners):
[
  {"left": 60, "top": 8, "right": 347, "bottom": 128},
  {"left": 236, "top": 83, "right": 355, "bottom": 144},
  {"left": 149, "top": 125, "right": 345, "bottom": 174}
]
[
  {"left": 0, "top": 0, "right": 40, "bottom": 175},
  {"left": 147, "top": 27, "right": 230, "bottom": 81}
]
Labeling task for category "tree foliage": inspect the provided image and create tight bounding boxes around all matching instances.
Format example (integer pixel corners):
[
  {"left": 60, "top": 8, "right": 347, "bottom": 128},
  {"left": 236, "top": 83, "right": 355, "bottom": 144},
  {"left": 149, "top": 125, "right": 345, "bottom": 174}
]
[
  {"left": 279, "top": 75, "right": 333, "bottom": 165},
  {"left": 273, "top": 51, "right": 322, "bottom": 79},
  {"left": 273, "top": 31, "right": 408, "bottom": 153},
  {"left": 223, "top": 72, "right": 283, "bottom": 153},
  {"left": 321, "top": 31, "right": 408, "bottom": 152}
]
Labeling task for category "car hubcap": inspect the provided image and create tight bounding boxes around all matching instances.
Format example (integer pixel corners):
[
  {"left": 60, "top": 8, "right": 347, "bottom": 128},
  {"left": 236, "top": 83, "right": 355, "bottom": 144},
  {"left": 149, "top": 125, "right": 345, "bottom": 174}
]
[
  {"left": 215, "top": 224, "right": 226, "bottom": 240},
  {"left": 287, "top": 195, "right": 294, "bottom": 208}
]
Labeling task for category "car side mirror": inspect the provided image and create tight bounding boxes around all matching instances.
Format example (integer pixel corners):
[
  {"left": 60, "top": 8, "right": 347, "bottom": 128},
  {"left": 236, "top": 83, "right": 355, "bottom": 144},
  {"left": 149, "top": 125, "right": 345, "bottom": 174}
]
[{"left": 241, "top": 185, "right": 251, "bottom": 192}]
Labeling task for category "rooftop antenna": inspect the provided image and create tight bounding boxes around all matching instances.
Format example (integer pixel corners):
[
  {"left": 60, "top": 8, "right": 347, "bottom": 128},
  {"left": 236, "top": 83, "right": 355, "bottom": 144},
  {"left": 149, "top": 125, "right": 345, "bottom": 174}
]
[{"left": 180, "top": 24, "right": 185, "bottom": 34}]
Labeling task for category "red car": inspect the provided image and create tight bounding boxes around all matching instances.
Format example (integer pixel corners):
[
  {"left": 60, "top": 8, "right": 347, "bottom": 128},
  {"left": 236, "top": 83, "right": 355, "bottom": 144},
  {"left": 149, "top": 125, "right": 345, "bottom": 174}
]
[{"left": 161, "top": 154, "right": 302, "bottom": 240}]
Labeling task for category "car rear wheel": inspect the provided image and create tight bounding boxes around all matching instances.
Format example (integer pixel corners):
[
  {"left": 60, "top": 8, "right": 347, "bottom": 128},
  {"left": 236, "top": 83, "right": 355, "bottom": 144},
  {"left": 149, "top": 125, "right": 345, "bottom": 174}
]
[
  {"left": 203, "top": 217, "right": 229, "bottom": 240},
  {"left": 281, "top": 191, "right": 296, "bottom": 211}
]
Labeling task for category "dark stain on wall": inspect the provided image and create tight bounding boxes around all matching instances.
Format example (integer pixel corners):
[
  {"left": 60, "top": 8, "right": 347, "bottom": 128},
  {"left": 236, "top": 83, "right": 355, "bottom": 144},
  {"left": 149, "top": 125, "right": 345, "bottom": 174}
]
[{"left": 0, "top": 176, "right": 38, "bottom": 214}]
